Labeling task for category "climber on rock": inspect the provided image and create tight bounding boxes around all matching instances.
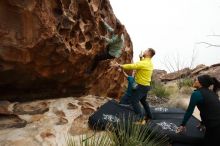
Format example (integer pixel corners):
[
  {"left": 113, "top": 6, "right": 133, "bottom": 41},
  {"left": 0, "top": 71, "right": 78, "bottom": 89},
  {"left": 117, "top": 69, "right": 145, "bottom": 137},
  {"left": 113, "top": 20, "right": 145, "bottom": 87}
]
[
  {"left": 87, "top": 18, "right": 125, "bottom": 73},
  {"left": 112, "top": 48, "right": 155, "bottom": 125}
]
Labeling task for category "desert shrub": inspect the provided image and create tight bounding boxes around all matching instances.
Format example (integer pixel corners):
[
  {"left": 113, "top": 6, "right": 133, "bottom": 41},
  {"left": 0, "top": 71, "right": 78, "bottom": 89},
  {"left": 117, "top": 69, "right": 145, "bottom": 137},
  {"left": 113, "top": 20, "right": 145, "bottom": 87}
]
[
  {"left": 180, "top": 86, "right": 193, "bottom": 95},
  {"left": 178, "top": 78, "right": 193, "bottom": 89},
  {"left": 149, "top": 81, "right": 171, "bottom": 98}
]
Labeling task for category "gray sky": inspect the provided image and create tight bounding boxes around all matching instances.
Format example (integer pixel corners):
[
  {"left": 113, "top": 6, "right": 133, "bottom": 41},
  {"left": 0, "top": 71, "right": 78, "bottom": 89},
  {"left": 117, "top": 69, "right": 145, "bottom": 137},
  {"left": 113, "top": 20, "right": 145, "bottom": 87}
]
[{"left": 109, "top": 0, "right": 220, "bottom": 71}]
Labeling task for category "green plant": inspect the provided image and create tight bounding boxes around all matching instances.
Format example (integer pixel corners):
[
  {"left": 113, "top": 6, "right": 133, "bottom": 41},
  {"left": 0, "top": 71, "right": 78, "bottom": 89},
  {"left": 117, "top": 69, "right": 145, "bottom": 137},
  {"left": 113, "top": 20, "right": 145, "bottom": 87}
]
[
  {"left": 149, "top": 82, "right": 171, "bottom": 98},
  {"left": 66, "top": 132, "right": 112, "bottom": 146},
  {"left": 180, "top": 86, "right": 193, "bottom": 95},
  {"left": 109, "top": 116, "right": 169, "bottom": 146},
  {"left": 66, "top": 116, "right": 169, "bottom": 146},
  {"left": 178, "top": 78, "right": 193, "bottom": 89}
]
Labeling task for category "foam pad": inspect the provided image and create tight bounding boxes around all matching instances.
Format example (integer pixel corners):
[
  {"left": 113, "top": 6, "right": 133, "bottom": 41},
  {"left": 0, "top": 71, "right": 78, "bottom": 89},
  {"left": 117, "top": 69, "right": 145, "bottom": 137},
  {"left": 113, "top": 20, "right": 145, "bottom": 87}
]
[
  {"left": 88, "top": 100, "right": 205, "bottom": 145},
  {"left": 149, "top": 117, "right": 204, "bottom": 145},
  {"left": 150, "top": 107, "right": 185, "bottom": 120},
  {"left": 88, "top": 100, "right": 136, "bottom": 130},
  {"left": 119, "top": 106, "right": 186, "bottom": 119},
  {"left": 150, "top": 107, "right": 185, "bottom": 114}
]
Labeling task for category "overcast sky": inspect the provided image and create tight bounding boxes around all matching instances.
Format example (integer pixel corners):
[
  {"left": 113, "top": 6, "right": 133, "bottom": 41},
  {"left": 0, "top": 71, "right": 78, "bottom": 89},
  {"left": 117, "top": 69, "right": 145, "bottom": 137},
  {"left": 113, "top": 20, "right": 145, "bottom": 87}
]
[{"left": 109, "top": 0, "right": 220, "bottom": 71}]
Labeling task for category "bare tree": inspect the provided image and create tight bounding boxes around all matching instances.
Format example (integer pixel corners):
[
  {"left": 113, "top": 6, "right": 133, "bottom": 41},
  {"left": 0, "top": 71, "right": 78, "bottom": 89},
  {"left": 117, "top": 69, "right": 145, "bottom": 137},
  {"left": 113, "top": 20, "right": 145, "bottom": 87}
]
[
  {"left": 197, "top": 42, "right": 220, "bottom": 48},
  {"left": 161, "top": 48, "right": 197, "bottom": 90},
  {"left": 197, "top": 34, "right": 220, "bottom": 48},
  {"left": 161, "top": 48, "right": 197, "bottom": 73}
]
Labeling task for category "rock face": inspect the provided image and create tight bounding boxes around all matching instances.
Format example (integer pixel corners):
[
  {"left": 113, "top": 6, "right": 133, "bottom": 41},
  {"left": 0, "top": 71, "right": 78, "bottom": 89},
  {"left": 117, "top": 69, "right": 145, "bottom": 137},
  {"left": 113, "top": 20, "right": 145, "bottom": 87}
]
[
  {"left": 0, "top": 114, "right": 27, "bottom": 130},
  {"left": 13, "top": 101, "right": 49, "bottom": 115},
  {"left": 0, "top": 95, "right": 109, "bottom": 146},
  {"left": 160, "top": 68, "right": 191, "bottom": 82},
  {"left": 190, "top": 64, "right": 209, "bottom": 76},
  {"left": 0, "top": 101, "right": 12, "bottom": 114},
  {"left": 197, "top": 64, "right": 220, "bottom": 81},
  {"left": 0, "top": 0, "right": 133, "bottom": 100},
  {"left": 155, "top": 63, "right": 220, "bottom": 82},
  {"left": 152, "top": 69, "right": 167, "bottom": 82}
]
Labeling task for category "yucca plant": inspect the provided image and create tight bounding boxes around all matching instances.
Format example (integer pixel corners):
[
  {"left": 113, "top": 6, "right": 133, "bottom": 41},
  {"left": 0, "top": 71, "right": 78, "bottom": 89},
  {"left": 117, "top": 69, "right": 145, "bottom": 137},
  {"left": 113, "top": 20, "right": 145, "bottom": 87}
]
[
  {"left": 66, "top": 116, "right": 169, "bottom": 146},
  {"left": 66, "top": 132, "right": 112, "bottom": 146},
  {"left": 107, "top": 116, "right": 169, "bottom": 146}
]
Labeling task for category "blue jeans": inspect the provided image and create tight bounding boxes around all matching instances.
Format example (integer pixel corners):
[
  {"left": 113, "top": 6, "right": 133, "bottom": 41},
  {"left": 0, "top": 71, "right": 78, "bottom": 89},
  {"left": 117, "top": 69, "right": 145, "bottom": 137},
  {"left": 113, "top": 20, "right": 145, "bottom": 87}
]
[
  {"left": 119, "top": 94, "right": 131, "bottom": 105},
  {"left": 130, "top": 84, "right": 152, "bottom": 119}
]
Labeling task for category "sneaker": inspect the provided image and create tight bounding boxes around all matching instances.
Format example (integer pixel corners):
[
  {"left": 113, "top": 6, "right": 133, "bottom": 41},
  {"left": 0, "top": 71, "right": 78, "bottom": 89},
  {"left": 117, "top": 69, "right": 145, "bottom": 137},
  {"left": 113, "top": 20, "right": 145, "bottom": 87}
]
[
  {"left": 145, "top": 117, "right": 152, "bottom": 123},
  {"left": 134, "top": 119, "right": 146, "bottom": 125}
]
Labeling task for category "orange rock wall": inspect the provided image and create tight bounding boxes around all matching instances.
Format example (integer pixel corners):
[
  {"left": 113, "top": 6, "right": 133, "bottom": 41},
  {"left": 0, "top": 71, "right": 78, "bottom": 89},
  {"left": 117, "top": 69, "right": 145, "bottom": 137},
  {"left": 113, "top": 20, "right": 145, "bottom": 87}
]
[{"left": 0, "top": 0, "right": 133, "bottom": 100}]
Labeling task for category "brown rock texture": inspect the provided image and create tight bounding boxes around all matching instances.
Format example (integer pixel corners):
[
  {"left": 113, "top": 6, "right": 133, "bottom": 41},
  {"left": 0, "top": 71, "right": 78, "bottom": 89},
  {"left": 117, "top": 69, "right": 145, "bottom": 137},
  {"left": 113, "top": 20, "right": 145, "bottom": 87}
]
[
  {"left": 0, "top": 101, "right": 12, "bottom": 114},
  {"left": 190, "top": 64, "right": 209, "bottom": 76},
  {"left": 13, "top": 101, "right": 49, "bottom": 115},
  {"left": 0, "top": 114, "right": 27, "bottom": 130},
  {"left": 0, "top": 95, "right": 109, "bottom": 146},
  {"left": 154, "top": 63, "right": 220, "bottom": 82},
  {"left": 196, "top": 63, "right": 220, "bottom": 81},
  {"left": 152, "top": 69, "right": 167, "bottom": 82},
  {"left": 0, "top": 0, "right": 133, "bottom": 100},
  {"left": 160, "top": 68, "right": 191, "bottom": 82}
]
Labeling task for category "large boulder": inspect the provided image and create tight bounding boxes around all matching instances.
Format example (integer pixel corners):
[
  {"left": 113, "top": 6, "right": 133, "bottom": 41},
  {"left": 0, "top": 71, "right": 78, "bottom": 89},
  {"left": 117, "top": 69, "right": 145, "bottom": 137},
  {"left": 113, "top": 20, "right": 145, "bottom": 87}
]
[
  {"left": 152, "top": 69, "right": 167, "bottom": 82},
  {"left": 0, "top": 0, "right": 133, "bottom": 101},
  {"left": 197, "top": 63, "right": 220, "bottom": 81},
  {"left": 190, "top": 64, "right": 209, "bottom": 76},
  {"left": 160, "top": 68, "right": 191, "bottom": 82}
]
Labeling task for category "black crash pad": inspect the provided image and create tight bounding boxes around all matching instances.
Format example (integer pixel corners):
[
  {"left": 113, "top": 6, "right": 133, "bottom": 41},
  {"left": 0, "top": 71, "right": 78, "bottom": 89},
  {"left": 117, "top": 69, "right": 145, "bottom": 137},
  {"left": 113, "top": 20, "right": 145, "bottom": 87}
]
[
  {"left": 149, "top": 118, "right": 204, "bottom": 145},
  {"left": 88, "top": 100, "right": 205, "bottom": 145},
  {"left": 150, "top": 107, "right": 185, "bottom": 114},
  {"left": 150, "top": 107, "right": 185, "bottom": 120},
  {"left": 88, "top": 100, "right": 136, "bottom": 130},
  {"left": 119, "top": 105, "right": 186, "bottom": 120}
]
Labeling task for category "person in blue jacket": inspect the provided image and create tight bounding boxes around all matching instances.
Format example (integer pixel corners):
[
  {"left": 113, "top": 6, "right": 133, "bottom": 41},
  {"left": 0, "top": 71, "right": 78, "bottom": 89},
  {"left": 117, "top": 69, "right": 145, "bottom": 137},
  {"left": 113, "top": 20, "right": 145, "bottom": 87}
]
[
  {"left": 119, "top": 69, "right": 136, "bottom": 105},
  {"left": 177, "top": 75, "right": 220, "bottom": 146},
  {"left": 118, "top": 53, "right": 144, "bottom": 105}
]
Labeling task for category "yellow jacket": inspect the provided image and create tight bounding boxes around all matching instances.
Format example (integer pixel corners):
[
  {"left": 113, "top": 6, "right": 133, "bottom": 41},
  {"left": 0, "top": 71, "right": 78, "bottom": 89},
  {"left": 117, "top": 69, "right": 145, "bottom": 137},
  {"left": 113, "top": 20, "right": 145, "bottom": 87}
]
[{"left": 122, "top": 58, "right": 153, "bottom": 86}]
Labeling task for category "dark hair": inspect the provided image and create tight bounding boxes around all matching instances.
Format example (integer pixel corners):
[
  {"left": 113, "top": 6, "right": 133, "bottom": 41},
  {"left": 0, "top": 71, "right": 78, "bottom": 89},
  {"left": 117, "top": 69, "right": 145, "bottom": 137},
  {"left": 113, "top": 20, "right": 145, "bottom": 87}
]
[
  {"left": 198, "top": 75, "right": 220, "bottom": 93},
  {"left": 212, "top": 77, "right": 220, "bottom": 93},
  {"left": 148, "top": 48, "right": 155, "bottom": 57}
]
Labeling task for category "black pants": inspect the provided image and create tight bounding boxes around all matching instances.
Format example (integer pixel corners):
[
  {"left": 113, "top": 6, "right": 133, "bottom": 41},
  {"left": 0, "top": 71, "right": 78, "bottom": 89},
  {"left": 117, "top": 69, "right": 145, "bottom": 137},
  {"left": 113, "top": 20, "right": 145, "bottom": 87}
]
[
  {"left": 90, "top": 47, "right": 114, "bottom": 72},
  {"left": 204, "top": 125, "right": 220, "bottom": 146},
  {"left": 130, "top": 84, "right": 152, "bottom": 119}
]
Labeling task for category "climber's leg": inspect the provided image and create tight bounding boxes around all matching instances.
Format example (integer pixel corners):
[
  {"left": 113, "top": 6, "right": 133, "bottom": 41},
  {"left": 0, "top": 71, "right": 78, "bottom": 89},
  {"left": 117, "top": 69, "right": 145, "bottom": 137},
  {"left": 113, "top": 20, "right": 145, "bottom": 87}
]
[{"left": 88, "top": 47, "right": 114, "bottom": 73}]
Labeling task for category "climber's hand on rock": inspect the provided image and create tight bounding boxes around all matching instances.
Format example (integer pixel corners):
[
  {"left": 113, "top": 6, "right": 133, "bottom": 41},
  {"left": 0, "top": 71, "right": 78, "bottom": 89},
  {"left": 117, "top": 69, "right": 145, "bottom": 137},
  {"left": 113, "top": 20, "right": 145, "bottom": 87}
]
[
  {"left": 100, "top": 36, "right": 105, "bottom": 40},
  {"left": 115, "top": 62, "right": 122, "bottom": 68},
  {"left": 100, "top": 18, "right": 104, "bottom": 22},
  {"left": 117, "top": 68, "right": 122, "bottom": 72},
  {"left": 110, "top": 62, "right": 121, "bottom": 68},
  {"left": 110, "top": 61, "right": 116, "bottom": 67}
]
